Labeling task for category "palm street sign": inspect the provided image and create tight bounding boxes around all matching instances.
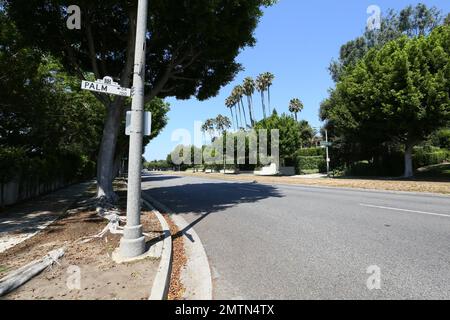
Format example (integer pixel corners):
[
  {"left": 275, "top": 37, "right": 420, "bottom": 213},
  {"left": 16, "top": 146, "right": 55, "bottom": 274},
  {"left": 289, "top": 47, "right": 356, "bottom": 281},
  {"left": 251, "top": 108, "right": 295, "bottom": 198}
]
[{"left": 81, "top": 76, "right": 132, "bottom": 97}]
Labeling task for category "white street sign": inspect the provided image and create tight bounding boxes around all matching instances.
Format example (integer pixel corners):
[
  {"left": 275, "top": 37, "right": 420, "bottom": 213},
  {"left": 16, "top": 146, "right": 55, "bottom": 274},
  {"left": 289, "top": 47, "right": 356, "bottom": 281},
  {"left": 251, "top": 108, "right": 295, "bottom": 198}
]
[
  {"left": 126, "top": 111, "right": 151, "bottom": 136},
  {"left": 81, "top": 76, "right": 131, "bottom": 97}
]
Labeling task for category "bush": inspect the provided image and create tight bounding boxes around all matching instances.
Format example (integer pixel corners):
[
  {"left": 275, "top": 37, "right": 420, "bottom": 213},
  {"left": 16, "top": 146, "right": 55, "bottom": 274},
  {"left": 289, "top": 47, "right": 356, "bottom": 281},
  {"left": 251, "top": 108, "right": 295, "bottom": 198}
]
[
  {"left": 296, "top": 156, "right": 326, "bottom": 174},
  {"left": 413, "top": 147, "right": 449, "bottom": 168},
  {"left": 296, "top": 148, "right": 325, "bottom": 157}
]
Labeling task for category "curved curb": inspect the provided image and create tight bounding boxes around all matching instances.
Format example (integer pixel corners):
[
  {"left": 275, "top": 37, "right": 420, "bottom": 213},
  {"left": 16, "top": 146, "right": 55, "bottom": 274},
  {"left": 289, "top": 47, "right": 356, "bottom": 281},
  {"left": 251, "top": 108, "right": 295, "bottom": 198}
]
[
  {"left": 142, "top": 193, "right": 213, "bottom": 300},
  {"left": 142, "top": 198, "right": 172, "bottom": 300}
]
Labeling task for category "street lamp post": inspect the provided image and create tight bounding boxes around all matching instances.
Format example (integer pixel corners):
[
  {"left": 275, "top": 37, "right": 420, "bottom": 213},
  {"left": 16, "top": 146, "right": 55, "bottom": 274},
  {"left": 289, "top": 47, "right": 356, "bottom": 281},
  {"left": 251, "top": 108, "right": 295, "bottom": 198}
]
[{"left": 119, "top": 0, "right": 149, "bottom": 259}]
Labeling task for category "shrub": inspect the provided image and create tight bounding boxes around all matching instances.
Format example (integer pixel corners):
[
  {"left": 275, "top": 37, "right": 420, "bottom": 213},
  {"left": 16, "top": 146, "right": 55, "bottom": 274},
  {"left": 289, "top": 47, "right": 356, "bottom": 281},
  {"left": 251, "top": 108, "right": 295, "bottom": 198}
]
[
  {"left": 413, "top": 147, "right": 449, "bottom": 168},
  {"left": 296, "top": 148, "right": 325, "bottom": 157},
  {"left": 296, "top": 156, "right": 326, "bottom": 174}
]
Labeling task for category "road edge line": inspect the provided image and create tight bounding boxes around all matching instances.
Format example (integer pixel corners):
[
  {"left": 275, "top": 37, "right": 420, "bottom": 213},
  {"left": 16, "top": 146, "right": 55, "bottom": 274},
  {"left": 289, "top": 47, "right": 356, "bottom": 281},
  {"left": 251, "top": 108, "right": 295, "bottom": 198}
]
[{"left": 142, "top": 193, "right": 213, "bottom": 300}]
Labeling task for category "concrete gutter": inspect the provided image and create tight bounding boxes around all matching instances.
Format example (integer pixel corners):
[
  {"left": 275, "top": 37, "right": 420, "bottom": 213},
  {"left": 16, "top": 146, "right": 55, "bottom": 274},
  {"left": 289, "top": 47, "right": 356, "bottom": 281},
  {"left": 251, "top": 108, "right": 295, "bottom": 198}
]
[
  {"left": 142, "top": 193, "right": 213, "bottom": 300},
  {"left": 142, "top": 198, "right": 172, "bottom": 300}
]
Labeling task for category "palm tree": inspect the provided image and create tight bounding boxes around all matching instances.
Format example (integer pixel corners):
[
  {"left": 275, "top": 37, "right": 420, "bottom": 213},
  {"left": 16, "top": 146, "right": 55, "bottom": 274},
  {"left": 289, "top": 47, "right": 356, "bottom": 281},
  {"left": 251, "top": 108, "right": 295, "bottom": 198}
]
[
  {"left": 256, "top": 74, "right": 267, "bottom": 119},
  {"left": 201, "top": 118, "right": 216, "bottom": 142},
  {"left": 232, "top": 85, "right": 247, "bottom": 129},
  {"left": 289, "top": 98, "right": 304, "bottom": 121},
  {"left": 263, "top": 72, "right": 275, "bottom": 116},
  {"left": 214, "top": 115, "right": 231, "bottom": 174},
  {"left": 225, "top": 97, "right": 236, "bottom": 131},
  {"left": 214, "top": 114, "right": 231, "bottom": 134},
  {"left": 243, "top": 77, "right": 256, "bottom": 126}
]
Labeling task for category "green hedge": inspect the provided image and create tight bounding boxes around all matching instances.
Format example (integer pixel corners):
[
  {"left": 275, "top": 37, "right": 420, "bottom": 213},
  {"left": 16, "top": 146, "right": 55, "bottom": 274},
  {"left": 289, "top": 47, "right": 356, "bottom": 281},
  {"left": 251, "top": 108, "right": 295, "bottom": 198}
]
[
  {"left": 296, "top": 156, "right": 326, "bottom": 174},
  {"left": 413, "top": 149, "right": 449, "bottom": 168},
  {"left": 413, "top": 146, "right": 449, "bottom": 168},
  {"left": 0, "top": 147, "right": 95, "bottom": 185},
  {"left": 296, "top": 148, "right": 325, "bottom": 157}
]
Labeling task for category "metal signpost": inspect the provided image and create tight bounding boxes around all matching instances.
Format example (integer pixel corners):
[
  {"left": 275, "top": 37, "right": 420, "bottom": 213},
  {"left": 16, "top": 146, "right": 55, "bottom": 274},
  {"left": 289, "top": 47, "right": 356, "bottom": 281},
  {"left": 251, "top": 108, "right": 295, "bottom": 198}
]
[
  {"left": 81, "top": 0, "right": 150, "bottom": 259},
  {"left": 119, "top": 0, "right": 149, "bottom": 259},
  {"left": 320, "top": 130, "right": 332, "bottom": 176}
]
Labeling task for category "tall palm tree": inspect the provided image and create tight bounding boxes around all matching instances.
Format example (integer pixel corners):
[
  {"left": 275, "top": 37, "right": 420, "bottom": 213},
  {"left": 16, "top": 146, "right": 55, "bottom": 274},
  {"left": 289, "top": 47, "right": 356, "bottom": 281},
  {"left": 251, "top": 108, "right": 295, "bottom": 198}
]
[
  {"left": 215, "top": 114, "right": 232, "bottom": 134},
  {"left": 263, "top": 72, "right": 275, "bottom": 116},
  {"left": 289, "top": 98, "right": 304, "bottom": 121},
  {"left": 256, "top": 74, "right": 267, "bottom": 119},
  {"left": 232, "top": 85, "right": 247, "bottom": 129},
  {"left": 201, "top": 118, "right": 216, "bottom": 142},
  {"left": 225, "top": 97, "right": 236, "bottom": 131},
  {"left": 243, "top": 77, "right": 256, "bottom": 126},
  {"left": 214, "top": 115, "right": 231, "bottom": 173}
]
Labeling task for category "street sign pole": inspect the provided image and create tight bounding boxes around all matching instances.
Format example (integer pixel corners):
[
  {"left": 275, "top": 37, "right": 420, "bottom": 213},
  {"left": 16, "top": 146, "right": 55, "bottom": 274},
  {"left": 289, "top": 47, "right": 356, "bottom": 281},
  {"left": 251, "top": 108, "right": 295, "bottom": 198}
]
[
  {"left": 119, "top": 0, "right": 148, "bottom": 259},
  {"left": 325, "top": 129, "right": 330, "bottom": 176}
]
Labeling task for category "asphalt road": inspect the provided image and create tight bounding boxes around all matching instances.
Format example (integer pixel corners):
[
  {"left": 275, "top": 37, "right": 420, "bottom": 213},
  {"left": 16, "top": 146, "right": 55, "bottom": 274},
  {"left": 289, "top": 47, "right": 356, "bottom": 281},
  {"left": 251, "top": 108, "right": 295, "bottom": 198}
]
[{"left": 142, "top": 173, "right": 450, "bottom": 300}]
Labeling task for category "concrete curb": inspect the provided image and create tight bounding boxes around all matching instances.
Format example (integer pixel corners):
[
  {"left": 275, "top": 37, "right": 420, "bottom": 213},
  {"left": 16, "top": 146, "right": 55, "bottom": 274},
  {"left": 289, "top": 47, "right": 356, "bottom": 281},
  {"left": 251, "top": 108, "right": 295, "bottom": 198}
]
[
  {"left": 142, "top": 193, "right": 213, "bottom": 300},
  {"left": 142, "top": 198, "right": 172, "bottom": 301}
]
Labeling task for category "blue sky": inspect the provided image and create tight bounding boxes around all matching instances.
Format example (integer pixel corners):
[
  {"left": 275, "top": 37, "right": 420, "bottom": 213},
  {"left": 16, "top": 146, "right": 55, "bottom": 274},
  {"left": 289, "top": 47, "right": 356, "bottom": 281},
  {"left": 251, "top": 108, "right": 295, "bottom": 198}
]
[{"left": 144, "top": 0, "right": 450, "bottom": 161}]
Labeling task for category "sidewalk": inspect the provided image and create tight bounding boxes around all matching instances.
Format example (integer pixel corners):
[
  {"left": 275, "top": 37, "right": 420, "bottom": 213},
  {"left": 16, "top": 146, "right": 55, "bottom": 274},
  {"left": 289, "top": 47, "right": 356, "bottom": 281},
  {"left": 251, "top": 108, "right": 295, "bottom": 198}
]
[{"left": 0, "top": 182, "right": 92, "bottom": 254}]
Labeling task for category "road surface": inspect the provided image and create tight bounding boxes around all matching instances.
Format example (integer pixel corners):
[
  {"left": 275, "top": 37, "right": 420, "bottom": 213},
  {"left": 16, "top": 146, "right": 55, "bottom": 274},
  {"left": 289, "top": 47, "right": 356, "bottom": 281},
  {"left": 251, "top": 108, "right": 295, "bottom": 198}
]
[{"left": 142, "top": 173, "right": 450, "bottom": 299}]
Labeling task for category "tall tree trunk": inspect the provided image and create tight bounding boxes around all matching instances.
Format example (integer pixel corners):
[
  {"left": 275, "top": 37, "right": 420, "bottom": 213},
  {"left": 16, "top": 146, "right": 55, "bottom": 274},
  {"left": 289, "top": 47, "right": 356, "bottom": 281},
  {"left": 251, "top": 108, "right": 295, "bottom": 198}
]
[
  {"left": 404, "top": 141, "right": 414, "bottom": 178},
  {"left": 229, "top": 109, "right": 235, "bottom": 131},
  {"left": 234, "top": 106, "right": 239, "bottom": 130},
  {"left": 267, "top": 86, "right": 271, "bottom": 116},
  {"left": 261, "top": 91, "right": 266, "bottom": 119},
  {"left": 246, "top": 96, "right": 254, "bottom": 127},
  {"left": 96, "top": 99, "right": 125, "bottom": 202},
  {"left": 237, "top": 104, "right": 242, "bottom": 129},
  {"left": 240, "top": 99, "right": 248, "bottom": 128}
]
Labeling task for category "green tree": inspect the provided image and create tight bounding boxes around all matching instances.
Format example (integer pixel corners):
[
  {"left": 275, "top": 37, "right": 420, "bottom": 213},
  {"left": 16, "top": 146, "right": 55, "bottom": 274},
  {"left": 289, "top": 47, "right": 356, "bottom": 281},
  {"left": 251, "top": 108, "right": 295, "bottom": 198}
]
[
  {"left": 263, "top": 72, "right": 275, "bottom": 115},
  {"left": 256, "top": 74, "right": 267, "bottom": 119},
  {"left": 322, "top": 26, "right": 450, "bottom": 177},
  {"left": 288, "top": 98, "right": 304, "bottom": 121},
  {"left": 329, "top": 3, "right": 444, "bottom": 82},
  {"left": 254, "top": 112, "right": 301, "bottom": 165},
  {"left": 243, "top": 77, "right": 256, "bottom": 126},
  {"left": 6, "top": 0, "right": 277, "bottom": 201}
]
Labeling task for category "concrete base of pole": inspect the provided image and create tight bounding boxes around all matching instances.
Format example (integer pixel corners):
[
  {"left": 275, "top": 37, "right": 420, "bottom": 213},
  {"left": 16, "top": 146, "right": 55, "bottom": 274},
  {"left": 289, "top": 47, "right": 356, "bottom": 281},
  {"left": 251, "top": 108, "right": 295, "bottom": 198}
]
[{"left": 118, "top": 225, "right": 146, "bottom": 259}]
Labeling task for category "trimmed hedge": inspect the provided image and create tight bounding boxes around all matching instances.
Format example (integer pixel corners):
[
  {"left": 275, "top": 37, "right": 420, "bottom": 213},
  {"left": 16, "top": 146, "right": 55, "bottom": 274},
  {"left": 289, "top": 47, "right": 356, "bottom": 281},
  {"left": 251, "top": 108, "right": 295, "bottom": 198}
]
[
  {"left": 296, "top": 148, "right": 325, "bottom": 157},
  {"left": 297, "top": 156, "right": 326, "bottom": 173},
  {"left": 413, "top": 146, "right": 450, "bottom": 168},
  {"left": 413, "top": 150, "right": 449, "bottom": 168}
]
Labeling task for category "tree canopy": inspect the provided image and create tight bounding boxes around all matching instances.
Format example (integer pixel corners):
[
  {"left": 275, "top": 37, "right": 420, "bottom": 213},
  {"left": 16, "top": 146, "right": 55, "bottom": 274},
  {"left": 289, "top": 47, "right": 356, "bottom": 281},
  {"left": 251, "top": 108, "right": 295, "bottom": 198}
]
[
  {"left": 4, "top": 0, "right": 277, "bottom": 200},
  {"left": 321, "top": 25, "right": 450, "bottom": 177}
]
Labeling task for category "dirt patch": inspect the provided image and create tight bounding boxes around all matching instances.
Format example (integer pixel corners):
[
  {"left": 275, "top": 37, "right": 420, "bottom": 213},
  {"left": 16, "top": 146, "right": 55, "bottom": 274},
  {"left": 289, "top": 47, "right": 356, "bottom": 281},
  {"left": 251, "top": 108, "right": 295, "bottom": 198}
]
[
  {"left": 164, "top": 215, "right": 187, "bottom": 300},
  {"left": 168, "top": 171, "right": 450, "bottom": 195},
  {"left": 0, "top": 184, "right": 163, "bottom": 300}
]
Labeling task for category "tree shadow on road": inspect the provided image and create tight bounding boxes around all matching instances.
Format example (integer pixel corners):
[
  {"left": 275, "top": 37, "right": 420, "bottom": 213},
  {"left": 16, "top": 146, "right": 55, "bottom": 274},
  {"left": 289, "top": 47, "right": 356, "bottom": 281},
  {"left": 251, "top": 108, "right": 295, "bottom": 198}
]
[
  {"left": 141, "top": 174, "right": 182, "bottom": 183},
  {"left": 142, "top": 178, "right": 284, "bottom": 241}
]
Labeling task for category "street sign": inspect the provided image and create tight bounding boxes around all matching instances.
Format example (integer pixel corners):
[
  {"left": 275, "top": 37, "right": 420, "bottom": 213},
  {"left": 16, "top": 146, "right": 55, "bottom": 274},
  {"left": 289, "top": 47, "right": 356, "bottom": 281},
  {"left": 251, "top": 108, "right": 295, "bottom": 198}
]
[
  {"left": 81, "top": 76, "right": 132, "bottom": 97},
  {"left": 125, "top": 111, "right": 151, "bottom": 136},
  {"left": 320, "top": 141, "right": 333, "bottom": 148}
]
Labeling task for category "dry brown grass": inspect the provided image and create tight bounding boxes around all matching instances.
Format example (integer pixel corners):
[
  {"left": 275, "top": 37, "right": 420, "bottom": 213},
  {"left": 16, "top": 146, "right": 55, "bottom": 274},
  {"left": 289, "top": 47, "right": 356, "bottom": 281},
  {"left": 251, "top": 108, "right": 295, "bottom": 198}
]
[{"left": 164, "top": 171, "right": 450, "bottom": 195}]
